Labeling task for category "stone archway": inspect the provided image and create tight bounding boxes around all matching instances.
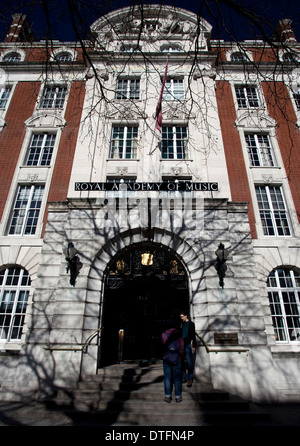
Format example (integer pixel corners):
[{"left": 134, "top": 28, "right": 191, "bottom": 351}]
[
  {"left": 100, "top": 243, "right": 189, "bottom": 366},
  {"left": 83, "top": 228, "right": 204, "bottom": 374}
]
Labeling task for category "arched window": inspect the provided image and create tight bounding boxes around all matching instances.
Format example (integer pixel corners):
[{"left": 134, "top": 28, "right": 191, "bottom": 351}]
[
  {"left": 267, "top": 267, "right": 300, "bottom": 342},
  {"left": 55, "top": 52, "right": 73, "bottom": 62},
  {"left": 0, "top": 267, "right": 31, "bottom": 341},
  {"left": 231, "top": 52, "right": 246, "bottom": 62},
  {"left": 3, "top": 52, "right": 21, "bottom": 62},
  {"left": 282, "top": 52, "right": 298, "bottom": 63},
  {"left": 161, "top": 44, "right": 182, "bottom": 52}
]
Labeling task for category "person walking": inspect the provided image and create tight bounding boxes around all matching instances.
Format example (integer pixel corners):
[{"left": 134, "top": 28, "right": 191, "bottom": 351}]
[
  {"left": 162, "top": 319, "right": 184, "bottom": 403},
  {"left": 180, "top": 311, "right": 196, "bottom": 387}
]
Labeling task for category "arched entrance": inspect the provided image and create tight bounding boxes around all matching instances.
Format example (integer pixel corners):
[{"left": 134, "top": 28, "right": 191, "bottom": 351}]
[{"left": 100, "top": 244, "right": 189, "bottom": 366}]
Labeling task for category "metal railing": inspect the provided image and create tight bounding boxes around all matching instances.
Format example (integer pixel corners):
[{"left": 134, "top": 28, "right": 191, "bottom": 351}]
[{"left": 43, "top": 327, "right": 102, "bottom": 353}]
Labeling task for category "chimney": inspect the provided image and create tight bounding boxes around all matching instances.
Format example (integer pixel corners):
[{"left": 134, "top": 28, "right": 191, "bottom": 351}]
[
  {"left": 4, "top": 13, "right": 34, "bottom": 43},
  {"left": 275, "top": 19, "right": 296, "bottom": 43}
]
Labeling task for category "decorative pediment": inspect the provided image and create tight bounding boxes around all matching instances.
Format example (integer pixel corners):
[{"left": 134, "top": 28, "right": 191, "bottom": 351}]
[
  {"left": 107, "top": 102, "right": 147, "bottom": 120},
  {"left": 91, "top": 5, "right": 212, "bottom": 46},
  {"left": 25, "top": 112, "right": 66, "bottom": 128},
  {"left": 235, "top": 111, "right": 277, "bottom": 129},
  {"left": 163, "top": 102, "right": 193, "bottom": 120}
]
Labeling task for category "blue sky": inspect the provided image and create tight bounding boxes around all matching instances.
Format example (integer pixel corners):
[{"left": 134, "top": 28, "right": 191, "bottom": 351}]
[{"left": 0, "top": 0, "right": 299, "bottom": 43}]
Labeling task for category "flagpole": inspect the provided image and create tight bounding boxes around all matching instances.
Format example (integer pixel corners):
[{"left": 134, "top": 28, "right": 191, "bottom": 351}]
[
  {"left": 155, "top": 54, "right": 169, "bottom": 133},
  {"left": 148, "top": 55, "right": 169, "bottom": 182}
]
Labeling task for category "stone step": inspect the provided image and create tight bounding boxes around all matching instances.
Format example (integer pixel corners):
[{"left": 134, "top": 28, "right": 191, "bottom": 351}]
[{"left": 46, "top": 363, "right": 272, "bottom": 426}]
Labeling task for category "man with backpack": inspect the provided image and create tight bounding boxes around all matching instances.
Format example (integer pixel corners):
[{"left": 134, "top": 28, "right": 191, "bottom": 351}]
[
  {"left": 162, "top": 319, "right": 184, "bottom": 403},
  {"left": 180, "top": 311, "right": 196, "bottom": 387}
]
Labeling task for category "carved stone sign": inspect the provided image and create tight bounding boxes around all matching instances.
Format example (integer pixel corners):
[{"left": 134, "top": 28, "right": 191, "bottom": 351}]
[{"left": 75, "top": 182, "right": 218, "bottom": 192}]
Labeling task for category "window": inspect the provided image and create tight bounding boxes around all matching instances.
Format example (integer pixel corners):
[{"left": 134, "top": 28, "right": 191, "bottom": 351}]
[
  {"left": 120, "top": 44, "right": 141, "bottom": 52},
  {"left": 163, "top": 78, "right": 184, "bottom": 100},
  {"left": 56, "top": 52, "right": 72, "bottom": 62},
  {"left": 235, "top": 85, "right": 259, "bottom": 108},
  {"left": 0, "top": 86, "right": 12, "bottom": 108},
  {"left": 255, "top": 185, "right": 291, "bottom": 236},
  {"left": 25, "top": 133, "right": 56, "bottom": 166},
  {"left": 110, "top": 126, "right": 138, "bottom": 159},
  {"left": 0, "top": 267, "right": 31, "bottom": 341},
  {"left": 293, "top": 92, "right": 300, "bottom": 110},
  {"left": 231, "top": 52, "right": 246, "bottom": 62},
  {"left": 282, "top": 52, "right": 298, "bottom": 63},
  {"left": 115, "top": 79, "right": 140, "bottom": 100},
  {"left": 3, "top": 52, "right": 21, "bottom": 62},
  {"left": 161, "top": 126, "right": 188, "bottom": 159},
  {"left": 267, "top": 268, "right": 300, "bottom": 342},
  {"left": 161, "top": 44, "right": 182, "bottom": 52},
  {"left": 8, "top": 185, "right": 45, "bottom": 235},
  {"left": 245, "top": 134, "right": 275, "bottom": 167},
  {"left": 40, "top": 86, "right": 67, "bottom": 109}
]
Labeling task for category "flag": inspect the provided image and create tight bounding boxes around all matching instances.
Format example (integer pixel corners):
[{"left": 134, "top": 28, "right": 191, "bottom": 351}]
[{"left": 155, "top": 59, "right": 169, "bottom": 132}]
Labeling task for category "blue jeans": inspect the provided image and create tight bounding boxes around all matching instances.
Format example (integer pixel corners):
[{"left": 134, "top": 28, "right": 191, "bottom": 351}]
[
  {"left": 182, "top": 344, "right": 195, "bottom": 381},
  {"left": 163, "top": 360, "right": 182, "bottom": 398}
]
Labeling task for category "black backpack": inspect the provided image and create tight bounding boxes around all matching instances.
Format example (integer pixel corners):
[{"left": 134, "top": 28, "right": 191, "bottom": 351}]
[{"left": 165, "top": 332, "right": 179, "bottom": 365}]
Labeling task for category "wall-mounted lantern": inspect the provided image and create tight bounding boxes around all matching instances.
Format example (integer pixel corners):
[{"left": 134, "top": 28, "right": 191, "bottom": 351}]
[
  {"left": 64, "top": 242, "right": 83, "bottom": 286},
  {"left": 215, "top": 243, "right": 229, "bottom": 288}
]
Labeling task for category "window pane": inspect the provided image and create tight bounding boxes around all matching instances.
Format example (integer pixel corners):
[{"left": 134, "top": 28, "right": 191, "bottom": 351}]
[
  {"left": 0, "top": 268, "right": 30, "bottom": 341},
  {"left": 162, "top": 127, "right": 174, "bottom": 159},
  {"left": 163, "top": 79, "right": 184, "bottom": 100},
  {"left": 26, "top": 133, "right": 55, "bottom": 166},
  {"left": 41, "top": 86, "right": 66, "bottom": 109},
  {"left": 235, "top": 85, "right": 259, "bottom": 108},
  {"left": 246, "top": 87, "right": 259, "bottom": 107},
  {"left": 235, "top": 87, "right": 247, "bottom": 108},
  {"left": 268, "top": 269, "right": 300, "bottom": 342},
  {"left": 129, "top": 79, "right": 140, "bottom": 99},
  {"left": 8, "top": 185, "right": 44, "bottom": 235},
  {"left": 245, "top": 134, "right": 260, "bottom": 166},
  {"left": 110, "top": 126, "right": 137, "bottom": 159},
  {"left": 231, "top": 52, "right": 245, "bottom": 62},
  {"left": 256, "top": 186, "right": 290, "bottom": 237},
  {"left": 24, "top": 186, "right": 44, "bottom": 235},
  {"left": 116, "top": 79, "right": 140, "bottom": 99},
  {"left": 0, "top": 87, "right": 12, "bottom": 108},
  {"left": 293, "top": 92, "right": 300, "bottom": 109},
  {"left": 268, "top": 291, "right": 287, "bottom": 341},
  {"left": 162, "top": 126, "right": 187, "bottom": 159}
]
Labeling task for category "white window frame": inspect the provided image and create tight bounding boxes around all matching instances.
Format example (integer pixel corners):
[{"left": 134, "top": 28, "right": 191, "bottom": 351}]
[
  {"left": 25, "top": 133, "right": 56, "bottom": 166},
  {"left": 7, "top": 184, "right": 45, "bottom": 236},
  {"left": 245, "top": 133, "right": 275, "bottom": 167},
  {"left": 3, "top": 52, "right": 21, "bottom": 63},
  {"left": 55, "top": 52, "right": 73, "bottom": 62},
  {"left": 163, "top": 78, "right": 184, "bottom": 100},
  {"left": 293, "top": 91, "right": 300, "bottom": 110},
  {"left": 0, "top": 266, "right": 31, "bottom": 342},
  {"left": 231, "top": 52, "right": 246, "bottom": 62},
  {"left": 267, "top": 268, "right": 300, "bottom": 343},
  {"left": 161, "top": 126, "right": 188, "bottom": 159},
  {"left": 235, "top": 85, "right": 260, "bottom": 108},
  {"left": 255, "top": 185, "right": 291, "bottom": 237},
  {"left": 161, "top": 44, "right": 182, "bottom": 53},
  {"left": 39, "top": 85, "right": 67, "bottom": 109},
  {"left": 110, "top": 125, "right": 138, "bottom": 159},
  {"left": 0, "top": 86, "right": 12, "bottom": 109},
  {"left": 115, "top": 79, "right": 140, "bottom": 100}
]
